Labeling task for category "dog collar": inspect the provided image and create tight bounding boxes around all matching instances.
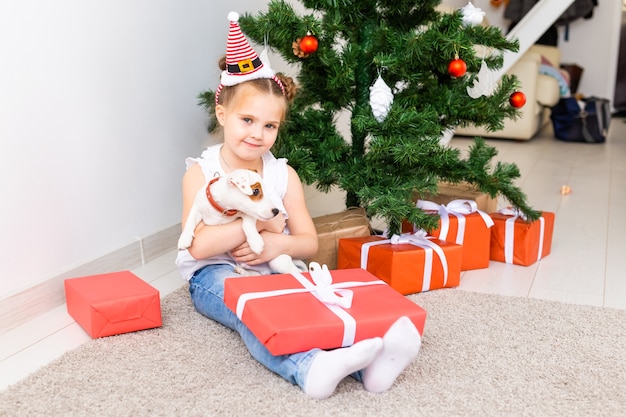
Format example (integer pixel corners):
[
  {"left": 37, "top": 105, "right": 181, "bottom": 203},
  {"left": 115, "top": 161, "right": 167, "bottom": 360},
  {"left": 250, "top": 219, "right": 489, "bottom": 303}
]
[{"left": 206, "top": 177, "right": 238, "bottom": 216}]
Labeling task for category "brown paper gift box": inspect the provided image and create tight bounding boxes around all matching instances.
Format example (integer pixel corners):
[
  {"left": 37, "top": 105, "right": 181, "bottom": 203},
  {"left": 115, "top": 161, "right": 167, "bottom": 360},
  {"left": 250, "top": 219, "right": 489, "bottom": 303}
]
[
  {"left": 64, "top": 271, "right": 162, "bottom": 338},
  {"left": 309, "top": 208, "right": 372, "bottom": 269},
  {"left": 424, "top": 182, "right": 498, "bottom": 214}
]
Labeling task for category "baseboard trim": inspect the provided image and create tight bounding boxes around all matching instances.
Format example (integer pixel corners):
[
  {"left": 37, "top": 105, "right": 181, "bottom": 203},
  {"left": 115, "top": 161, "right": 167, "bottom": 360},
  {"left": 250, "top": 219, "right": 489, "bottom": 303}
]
[{"left": 0, "top": 224, "right": 181, "bottom": 336}]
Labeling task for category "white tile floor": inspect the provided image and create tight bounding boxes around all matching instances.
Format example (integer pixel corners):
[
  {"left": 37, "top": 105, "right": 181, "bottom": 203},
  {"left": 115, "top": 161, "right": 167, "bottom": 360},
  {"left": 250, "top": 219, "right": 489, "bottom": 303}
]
[{"left": 1, "top": 120, "right": 625, "bottom": 391}]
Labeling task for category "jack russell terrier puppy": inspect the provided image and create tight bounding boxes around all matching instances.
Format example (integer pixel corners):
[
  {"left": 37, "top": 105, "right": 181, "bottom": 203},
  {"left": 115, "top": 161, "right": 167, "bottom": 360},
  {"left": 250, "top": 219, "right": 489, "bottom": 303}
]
[{"left": 177, "top": 169, "right": 305, "bottom": 275}]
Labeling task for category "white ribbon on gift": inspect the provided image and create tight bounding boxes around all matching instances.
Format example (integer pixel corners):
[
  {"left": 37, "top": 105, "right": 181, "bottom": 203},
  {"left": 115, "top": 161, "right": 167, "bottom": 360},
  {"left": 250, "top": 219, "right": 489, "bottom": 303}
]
[
  {"left": 416, "top": 199, "right": 494, "bottom": 244},
  {"left": 234, "top": 262, "right": 387, "bottom": 348},
  {"left": 498, "top": 207, "right": 545, "bottom": 264},
  {"left": 360, "top": 230, "right": 448, "bottom": 292}
]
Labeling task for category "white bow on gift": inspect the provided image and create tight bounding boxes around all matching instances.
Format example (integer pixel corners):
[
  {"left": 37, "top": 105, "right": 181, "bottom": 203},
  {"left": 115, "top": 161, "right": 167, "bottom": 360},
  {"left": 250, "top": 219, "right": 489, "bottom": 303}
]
[
  {"left": 417, "top": 199, "right": 494, "bottom": 244},
  {"left": 307, "top": 262, "right": 353, "bottom": 309},
  {"left": 497, "top": 207, "right": 545, "bottom": 264}
]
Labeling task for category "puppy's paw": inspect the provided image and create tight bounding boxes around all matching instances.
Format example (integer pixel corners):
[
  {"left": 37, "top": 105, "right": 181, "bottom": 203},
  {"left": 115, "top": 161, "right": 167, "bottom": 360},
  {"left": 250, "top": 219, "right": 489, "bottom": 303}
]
[
  {"left": 247, "top": 235, "right": 265, "bottom": 255},
  {"left": 269, "top": 255, "right": 302, "bottom": 274},
  {"left": 177, "top": 233, "right": 193, "bottom": 250},
  {"left": 233, "top": 265, "right": 249, "bottom": 275}
]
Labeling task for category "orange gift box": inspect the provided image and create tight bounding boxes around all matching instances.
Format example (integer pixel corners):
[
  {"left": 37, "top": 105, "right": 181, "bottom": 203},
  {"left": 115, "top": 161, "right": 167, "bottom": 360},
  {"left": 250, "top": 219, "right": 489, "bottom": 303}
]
[
  {"left": 489, "top": 210, "right": 555, "bottom": 266},
  {"left": 64, "top": 271, "right": 162, "bottom": 338},
  {"left": 337, "top": 235, "right": 462, "bottom": 295},
  {"left": 224, "top": 267, "right": 427, "bottom": 356},
  {"left": 414, "top": 200, "right": 494, "bottom": 271}
]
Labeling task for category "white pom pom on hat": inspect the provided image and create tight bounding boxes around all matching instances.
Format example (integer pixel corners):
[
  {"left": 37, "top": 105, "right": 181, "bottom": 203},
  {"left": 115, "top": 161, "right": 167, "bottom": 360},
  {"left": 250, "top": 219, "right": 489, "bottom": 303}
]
[{"left": 219, "top": 11, "right": 276, "bottom": 87}]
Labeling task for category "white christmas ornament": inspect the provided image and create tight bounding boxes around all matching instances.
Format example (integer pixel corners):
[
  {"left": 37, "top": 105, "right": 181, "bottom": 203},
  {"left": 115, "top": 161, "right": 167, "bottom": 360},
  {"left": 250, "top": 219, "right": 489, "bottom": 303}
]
[
  {"left": 460, "top": 2, "right": 486, "bottom": 26},
  {"left": 370, "top": 75, "right": 394, "bottom": 122},
  {"left": 467, "top": 60, "right": 498, "bottom": 98}
]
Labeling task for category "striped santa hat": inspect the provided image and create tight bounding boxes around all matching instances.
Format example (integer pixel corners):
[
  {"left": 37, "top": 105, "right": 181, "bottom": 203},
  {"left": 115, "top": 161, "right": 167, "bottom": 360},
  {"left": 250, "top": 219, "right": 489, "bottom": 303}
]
[{"left": 219, "top": 11, "right": 276, "bottom": 87}]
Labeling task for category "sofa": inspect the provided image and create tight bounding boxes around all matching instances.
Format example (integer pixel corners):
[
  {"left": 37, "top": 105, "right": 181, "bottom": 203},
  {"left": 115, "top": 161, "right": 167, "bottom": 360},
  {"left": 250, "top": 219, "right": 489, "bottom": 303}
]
[{"left": 455, "top": 44, "right": 562, "bottom": 140}]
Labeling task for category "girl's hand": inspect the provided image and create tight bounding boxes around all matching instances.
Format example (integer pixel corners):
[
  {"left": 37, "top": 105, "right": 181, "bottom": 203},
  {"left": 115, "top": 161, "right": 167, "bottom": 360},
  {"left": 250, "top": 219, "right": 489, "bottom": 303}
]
[
  {"left": 257, "top": 212, "right": 286, "bottom": 234},
  {"left": 230, "top": 241, "right": 256, "bottom": 264},
  {"left": 230, "top": 224, "right": 287, "bottom": 265}
]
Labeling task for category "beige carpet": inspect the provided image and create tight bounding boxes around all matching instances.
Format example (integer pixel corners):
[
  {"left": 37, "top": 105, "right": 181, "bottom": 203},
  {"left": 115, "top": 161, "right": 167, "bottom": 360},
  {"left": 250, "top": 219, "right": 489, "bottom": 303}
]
[{"left": 1, "top": 286, "right": 625, "bottom": 417}]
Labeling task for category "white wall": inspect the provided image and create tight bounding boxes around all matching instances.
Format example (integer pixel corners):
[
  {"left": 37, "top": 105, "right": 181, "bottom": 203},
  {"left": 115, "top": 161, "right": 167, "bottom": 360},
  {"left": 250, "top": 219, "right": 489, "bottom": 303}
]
[
  {"left": 444, "top": 0, "right": 622, "bottom": 102},
  {"left": 558, "top": 1, "right": 623, "bottom": 101},
  {"left": 0, "top": 0, "right": 267, "bottom": 298}
]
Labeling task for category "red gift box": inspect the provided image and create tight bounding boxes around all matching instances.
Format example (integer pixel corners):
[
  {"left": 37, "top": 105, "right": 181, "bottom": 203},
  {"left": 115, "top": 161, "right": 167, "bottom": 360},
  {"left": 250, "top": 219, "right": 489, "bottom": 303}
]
[
  {"left": 64, "top": 271, "right": 162, "bottom": 338},
  {"left": 337, "top": 234, "right": 462, "bottom": 295},
  {"left": 489, "top": 209, "right": 555, "bottom": 266},
  {"left": 415, "top": 199, "right": 494, "bottom": 271},
  {"left": 224, "top": 266, "right": 427, "bottom": 356}
]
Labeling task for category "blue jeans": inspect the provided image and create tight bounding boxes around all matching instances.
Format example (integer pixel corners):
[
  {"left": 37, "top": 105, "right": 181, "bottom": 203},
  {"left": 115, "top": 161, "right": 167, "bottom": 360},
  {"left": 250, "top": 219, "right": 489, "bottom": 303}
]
[{"left": 189, "top": 264, "right": 348, "bottom": 390}]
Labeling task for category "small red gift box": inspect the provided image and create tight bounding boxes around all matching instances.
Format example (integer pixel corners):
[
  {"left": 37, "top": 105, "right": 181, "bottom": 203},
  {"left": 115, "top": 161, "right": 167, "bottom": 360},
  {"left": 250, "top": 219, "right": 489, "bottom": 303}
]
[
  {"left": 489, "top": 209, "right": 555, "bottom": 266},
  {"left": 337, "top": 234, "right": 462, "bottom": 295},
  {"left": 64, "top": 271, "right": 162, "bottom": 338},
  {"left": 224, "top": 266, "right": 427, "bottom": 356},
  {"left": 415, "top": 199, "right": 494, "bottom": 271}
]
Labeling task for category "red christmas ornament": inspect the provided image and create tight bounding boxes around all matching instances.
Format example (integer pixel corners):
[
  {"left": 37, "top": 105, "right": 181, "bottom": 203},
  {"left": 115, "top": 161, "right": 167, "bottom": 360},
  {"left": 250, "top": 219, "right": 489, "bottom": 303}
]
[
  {"left": 509, "top": 91, "right": 526, "bottom": 108},
  {"left": 299, "top": 34, "right": 318, "bottom": 54},
  {"left": 448, "top": 57, "right": 467, "bottom": 78}
]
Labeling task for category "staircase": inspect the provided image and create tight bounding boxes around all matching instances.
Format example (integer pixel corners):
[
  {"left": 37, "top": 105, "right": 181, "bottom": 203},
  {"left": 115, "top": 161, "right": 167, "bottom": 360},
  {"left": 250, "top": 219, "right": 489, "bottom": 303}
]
[{"left": 497, "top": 0, "right": 576, "bottom": 77}]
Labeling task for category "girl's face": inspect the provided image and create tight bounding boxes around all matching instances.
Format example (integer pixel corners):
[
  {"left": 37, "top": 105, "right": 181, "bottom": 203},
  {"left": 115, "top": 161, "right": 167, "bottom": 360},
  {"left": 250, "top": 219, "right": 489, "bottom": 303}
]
[{"left": 216, "top": 84, "right": 286, "bottom": 163}]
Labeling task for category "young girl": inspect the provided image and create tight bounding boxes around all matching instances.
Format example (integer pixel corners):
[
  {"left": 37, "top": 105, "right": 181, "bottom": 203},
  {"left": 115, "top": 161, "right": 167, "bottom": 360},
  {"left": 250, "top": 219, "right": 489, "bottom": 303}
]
[{"left": 176, "top": 12, "right": 422, "bottom": 399}]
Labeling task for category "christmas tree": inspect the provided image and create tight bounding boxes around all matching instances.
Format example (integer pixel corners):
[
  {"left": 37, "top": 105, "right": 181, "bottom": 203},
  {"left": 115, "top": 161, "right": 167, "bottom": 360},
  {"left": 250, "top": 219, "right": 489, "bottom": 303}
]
[{"left": 200, "top": 0, "right": 540, "bottom": 235}]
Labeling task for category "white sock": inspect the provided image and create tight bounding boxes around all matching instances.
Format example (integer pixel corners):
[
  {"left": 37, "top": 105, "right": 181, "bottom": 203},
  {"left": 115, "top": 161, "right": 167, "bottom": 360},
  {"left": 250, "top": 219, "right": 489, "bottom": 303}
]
[
  {"left": 363, "top": 316, "right": 422, "bottom": 393},
  {"left": 304, "top": 338, "right": 383, "bottom": 400}
]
